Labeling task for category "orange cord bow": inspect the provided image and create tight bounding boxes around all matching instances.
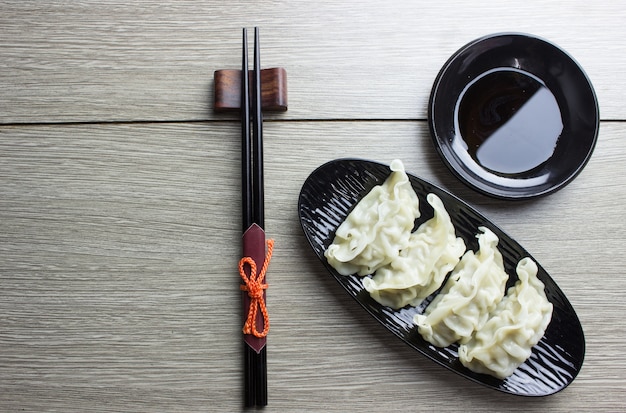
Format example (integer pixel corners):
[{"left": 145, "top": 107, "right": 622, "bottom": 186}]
[{"left": 239, "top": 239, "right": 274, "bottom": 338}]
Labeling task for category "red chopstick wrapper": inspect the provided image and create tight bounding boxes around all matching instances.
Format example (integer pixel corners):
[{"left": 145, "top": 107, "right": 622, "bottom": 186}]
[{"left": 241, "top": 223, "right": 269, "bottom": 353}]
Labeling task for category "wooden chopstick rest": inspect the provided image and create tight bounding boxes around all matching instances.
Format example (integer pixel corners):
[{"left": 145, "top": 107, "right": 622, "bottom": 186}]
[{"left": 214, "top": 67, "right": 288, "bottom": 112}]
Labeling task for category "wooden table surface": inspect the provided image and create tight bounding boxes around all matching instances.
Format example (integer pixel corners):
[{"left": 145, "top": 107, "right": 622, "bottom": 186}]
[{"left": 2, "top": 1, "right": 625, "bottom": 411}]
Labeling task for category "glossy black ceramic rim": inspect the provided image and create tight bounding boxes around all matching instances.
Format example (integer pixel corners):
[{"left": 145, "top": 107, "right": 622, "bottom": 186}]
[
  {"left": 298, "top": 158, "right": 585, "bottom": 396},
  {"left": 428, "top": 32, "right": 600, "bottom": 200}
]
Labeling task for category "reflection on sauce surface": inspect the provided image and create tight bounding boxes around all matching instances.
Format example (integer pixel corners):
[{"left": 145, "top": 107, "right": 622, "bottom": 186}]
[{"left": 455, "top": 68, "right": 563, "bottom": 176}]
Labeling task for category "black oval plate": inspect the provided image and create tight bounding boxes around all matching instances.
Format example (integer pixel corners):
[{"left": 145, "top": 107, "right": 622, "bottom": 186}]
[{"left": 298, "top": 158, "right": 585, "bottom": 396}]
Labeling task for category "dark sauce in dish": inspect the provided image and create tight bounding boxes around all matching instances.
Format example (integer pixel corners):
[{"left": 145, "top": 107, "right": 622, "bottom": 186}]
[{"left": 455, "top": 68, "right": 563, "bottom": 176}]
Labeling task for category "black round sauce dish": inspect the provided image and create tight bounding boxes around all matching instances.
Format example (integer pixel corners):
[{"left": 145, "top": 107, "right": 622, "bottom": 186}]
[{"left": 428, "top": 33, "right": 599, "bottom": 199}]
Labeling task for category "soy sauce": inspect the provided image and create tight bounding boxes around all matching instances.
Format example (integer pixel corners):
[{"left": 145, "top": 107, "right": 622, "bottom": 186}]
[{"left": 456, "top": 68, "right": 563, "bottom": 176}]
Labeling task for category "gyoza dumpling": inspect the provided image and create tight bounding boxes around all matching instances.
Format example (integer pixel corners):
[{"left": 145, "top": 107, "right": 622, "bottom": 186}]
[
  {"left": 363, "top": 193, "right": 466, "bottom": 309},
  {"left": 458, "top": 257, "right": 553, "bottom": 379},
  {"left": 324, "top": 159, "right": 420, "bottom": 276},
  {"left": 414, "top": 227, "right": 508, "bottom": 347}
]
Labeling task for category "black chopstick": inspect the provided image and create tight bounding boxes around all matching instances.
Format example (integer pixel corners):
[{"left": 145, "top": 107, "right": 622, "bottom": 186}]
[
  {"left": 241, "top": 27, "right": 268, "bottom": 408},
  {"left": 241, "top": 29, "right": 253, "bottom": 407},
  {"left": 252, "top": 27, "right": 264, "bottom": 229},
  {"left": 241, "top": 28, "right": 253, "bottom": 231}
]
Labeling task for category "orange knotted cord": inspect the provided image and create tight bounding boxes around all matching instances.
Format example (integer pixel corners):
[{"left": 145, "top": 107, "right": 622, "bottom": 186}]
[{"left": 239, "top": 239, "right": 274, "bottom": 338}]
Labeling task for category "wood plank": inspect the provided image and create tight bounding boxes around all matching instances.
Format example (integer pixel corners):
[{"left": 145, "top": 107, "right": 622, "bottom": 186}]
[
  {"left": 0, "top": 0, "right": 622, "bottom": 123},
  {"left": 1, "top": 121, "right": 625, "bottom": 411}
]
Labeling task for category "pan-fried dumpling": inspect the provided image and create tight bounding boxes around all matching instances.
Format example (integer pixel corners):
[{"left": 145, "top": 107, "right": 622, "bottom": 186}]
[
  {"left": 458, "top": 257, "right": 553, "bottom": 379},
  {"left": 324, "top": 160, "right": 420, "bottom": 276},
  {"left": 414, "top": 227, "right": 508, "bottom": 347},
  {"left": 363, "top": 193, "right": 466, "bottom": 309}
]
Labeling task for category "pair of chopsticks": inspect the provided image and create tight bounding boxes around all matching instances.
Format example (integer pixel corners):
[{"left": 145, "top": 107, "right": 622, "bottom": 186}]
[
  {"left": 241, "top": 27, "right": 267, "bottom": 408},
  {"left": 241, "top": 27, "right": 264, "bottom": 232}
]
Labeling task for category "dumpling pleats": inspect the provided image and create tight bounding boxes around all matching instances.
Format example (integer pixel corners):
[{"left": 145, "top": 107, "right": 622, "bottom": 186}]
[
  {"left": 458, "top": 258, "right": 553, "bottom": 379},
  {"left": 414, "top": 227, "right": 508, "bottom": 347},
  {"left": 324, "top": 159, "right": 420, "bottom": 276},
  {"left": 363, "top": 193, "right": 466, "bottom": 309}
]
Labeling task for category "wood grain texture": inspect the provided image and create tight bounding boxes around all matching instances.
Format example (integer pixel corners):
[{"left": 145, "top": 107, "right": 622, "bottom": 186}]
[
  {"left": 0, "top": 0, "right": 623, "bottom": 123},
  {"left": 2, "top": 0, "right": 625, "bottom": 411},
  {"left": 1, "top": 121, "right": 625, "bottom": 411}
]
